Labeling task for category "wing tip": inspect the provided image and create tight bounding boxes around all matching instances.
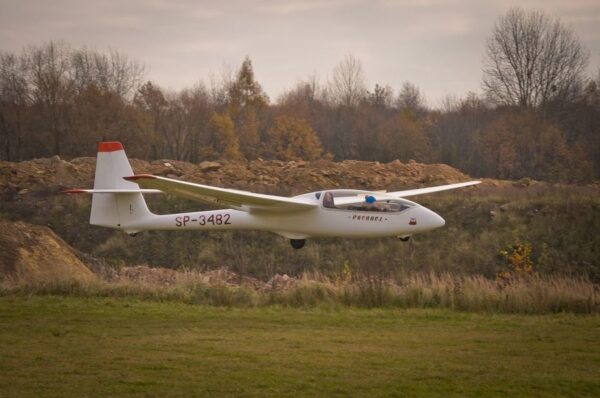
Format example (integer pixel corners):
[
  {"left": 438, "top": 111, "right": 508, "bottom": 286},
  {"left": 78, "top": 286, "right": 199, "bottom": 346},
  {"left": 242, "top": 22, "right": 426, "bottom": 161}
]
[{"left": 124, "top": 174, "right": 157, "bottom": 181}]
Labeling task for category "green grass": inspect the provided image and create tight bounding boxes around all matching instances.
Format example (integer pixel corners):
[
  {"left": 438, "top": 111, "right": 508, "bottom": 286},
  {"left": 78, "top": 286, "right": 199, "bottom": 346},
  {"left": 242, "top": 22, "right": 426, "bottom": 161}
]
[{"left": 0, "top": 297, "right": 598, "bottom": 397}]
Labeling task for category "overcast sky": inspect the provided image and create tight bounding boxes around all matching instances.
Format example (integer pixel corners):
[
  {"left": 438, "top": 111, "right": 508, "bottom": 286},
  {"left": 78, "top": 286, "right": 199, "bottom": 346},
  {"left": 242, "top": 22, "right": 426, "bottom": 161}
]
[{"left": 1, "top": 0, "right": 598, "bottom": 105}]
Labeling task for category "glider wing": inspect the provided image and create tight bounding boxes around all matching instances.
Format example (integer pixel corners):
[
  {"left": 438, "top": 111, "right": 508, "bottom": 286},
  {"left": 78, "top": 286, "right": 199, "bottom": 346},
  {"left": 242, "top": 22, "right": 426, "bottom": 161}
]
[
  {"left": 388, "top": 181, "right": 481, "bottom": 197},
  {"left": 124, "top": 174, "right": 317, "bottom": 212},
  {"left": 333, "top": 181, "right": 481, "bottom": 206}
]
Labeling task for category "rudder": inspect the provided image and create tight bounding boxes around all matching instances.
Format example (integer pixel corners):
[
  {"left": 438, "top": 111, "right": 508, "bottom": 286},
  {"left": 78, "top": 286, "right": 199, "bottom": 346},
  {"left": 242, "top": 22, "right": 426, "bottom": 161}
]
[{"left": 90, "top": 142, "right": 153, "bottom": 231}]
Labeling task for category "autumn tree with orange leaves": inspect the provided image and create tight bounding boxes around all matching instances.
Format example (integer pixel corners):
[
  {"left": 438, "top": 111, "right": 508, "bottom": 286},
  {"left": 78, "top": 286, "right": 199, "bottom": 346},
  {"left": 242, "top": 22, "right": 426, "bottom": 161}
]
[
  {"left": 227, "top": 57, "right": 268, "bottom": 159},
  {"left": 266, "top": 116, "right": 323, "bottom": 161}
]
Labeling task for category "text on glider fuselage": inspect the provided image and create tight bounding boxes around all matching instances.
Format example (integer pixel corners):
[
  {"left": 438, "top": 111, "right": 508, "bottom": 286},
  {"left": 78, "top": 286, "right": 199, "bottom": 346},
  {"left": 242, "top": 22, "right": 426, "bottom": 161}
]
[{"left": 175, "top": 213, "right": 232, "bottom": 227}]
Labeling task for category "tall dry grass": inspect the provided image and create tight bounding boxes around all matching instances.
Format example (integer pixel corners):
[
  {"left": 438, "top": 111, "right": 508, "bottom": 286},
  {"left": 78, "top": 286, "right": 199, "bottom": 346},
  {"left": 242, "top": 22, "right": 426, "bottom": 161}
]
[{"left": 1, "top": 270, "right": 597, "bottom": 314}]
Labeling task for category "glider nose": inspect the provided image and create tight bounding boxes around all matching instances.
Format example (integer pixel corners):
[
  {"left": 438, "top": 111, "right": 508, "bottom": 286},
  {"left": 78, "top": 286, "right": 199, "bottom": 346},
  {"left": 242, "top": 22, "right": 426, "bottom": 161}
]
[
  {"left": 433, "top": 212, "right": 445, "bottom": 228},
  {"left": 424, "top": 208, "right": 445, "bottom": 229}
]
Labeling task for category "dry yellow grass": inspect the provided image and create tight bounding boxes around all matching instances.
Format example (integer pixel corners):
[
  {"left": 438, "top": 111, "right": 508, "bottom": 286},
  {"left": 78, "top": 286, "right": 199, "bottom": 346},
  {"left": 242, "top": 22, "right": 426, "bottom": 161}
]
[{"left": 2, "top": 268, "right": 597, "bottom": 314}]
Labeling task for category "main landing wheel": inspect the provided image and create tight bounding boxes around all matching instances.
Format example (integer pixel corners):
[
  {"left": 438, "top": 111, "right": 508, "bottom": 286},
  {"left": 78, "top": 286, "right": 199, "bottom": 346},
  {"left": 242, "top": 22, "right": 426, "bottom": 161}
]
[
  {"left": 398, "top": 236, "right": 411, "bottom": 242},
  {"left": 290, "top": 239, "right": 306, "bottom": 249}
]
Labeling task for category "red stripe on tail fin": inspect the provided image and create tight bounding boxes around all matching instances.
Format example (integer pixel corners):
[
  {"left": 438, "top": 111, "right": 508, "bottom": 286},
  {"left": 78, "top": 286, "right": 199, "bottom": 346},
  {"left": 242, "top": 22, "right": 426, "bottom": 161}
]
[{"left": 98, "top": 141, "right": 124, "bottom": 152}]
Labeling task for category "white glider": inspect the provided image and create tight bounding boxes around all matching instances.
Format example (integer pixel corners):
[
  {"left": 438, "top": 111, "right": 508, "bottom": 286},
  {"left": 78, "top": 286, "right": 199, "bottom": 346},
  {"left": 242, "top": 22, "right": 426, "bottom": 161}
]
[{"left": 65, "top": 142, "right": 480, "bottom": 249}]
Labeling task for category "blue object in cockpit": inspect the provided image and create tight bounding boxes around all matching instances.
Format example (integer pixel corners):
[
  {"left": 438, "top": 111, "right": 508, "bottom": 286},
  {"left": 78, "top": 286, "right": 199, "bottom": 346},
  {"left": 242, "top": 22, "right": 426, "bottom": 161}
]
[{"left": 365, "top": 195, "right": 376, "bottom": 203}]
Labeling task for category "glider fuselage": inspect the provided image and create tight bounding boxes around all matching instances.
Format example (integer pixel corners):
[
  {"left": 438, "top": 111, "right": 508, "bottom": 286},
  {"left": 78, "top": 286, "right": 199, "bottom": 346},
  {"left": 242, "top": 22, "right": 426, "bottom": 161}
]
[{"left": 125, "top": 190, "right": 445, "bottom": 239}]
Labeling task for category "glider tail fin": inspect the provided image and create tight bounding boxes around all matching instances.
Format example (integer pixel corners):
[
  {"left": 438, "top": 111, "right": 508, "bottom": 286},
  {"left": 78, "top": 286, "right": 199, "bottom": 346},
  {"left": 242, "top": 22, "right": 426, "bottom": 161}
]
[{"left": 90, "top": 141, "right": 153, "bottom": 232}]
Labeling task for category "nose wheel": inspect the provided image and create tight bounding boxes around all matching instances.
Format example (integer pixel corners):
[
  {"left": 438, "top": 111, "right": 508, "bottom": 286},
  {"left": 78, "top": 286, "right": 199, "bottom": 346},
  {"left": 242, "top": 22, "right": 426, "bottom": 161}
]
[
  {"left": 398, "top": 235, "right": 411, "bottom": 242},
  {"left": 290, "top": 239, "right": 306, "bottom": 249}
]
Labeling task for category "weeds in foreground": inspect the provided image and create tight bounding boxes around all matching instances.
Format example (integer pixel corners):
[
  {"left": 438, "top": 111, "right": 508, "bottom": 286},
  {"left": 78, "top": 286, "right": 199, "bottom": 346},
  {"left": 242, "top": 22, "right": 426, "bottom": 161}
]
[
  {"left": 1, "top": 271, "right": 597, "bottom": 314},
  {"left": 496, "top": 235, "right": 536, "bottom": 284}
]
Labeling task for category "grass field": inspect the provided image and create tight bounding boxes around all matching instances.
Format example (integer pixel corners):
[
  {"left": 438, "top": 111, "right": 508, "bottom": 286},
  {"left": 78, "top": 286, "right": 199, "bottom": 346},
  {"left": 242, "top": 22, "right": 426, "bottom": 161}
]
[{"left": 0, "top": 297, "right": 598, "bottom": 397}]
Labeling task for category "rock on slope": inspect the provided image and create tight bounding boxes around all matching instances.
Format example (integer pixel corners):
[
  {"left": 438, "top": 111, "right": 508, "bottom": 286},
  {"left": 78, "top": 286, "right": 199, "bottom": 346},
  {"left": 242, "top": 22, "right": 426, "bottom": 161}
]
[{"left": 0, "top": 219, "right": 95, "bottom": 283}]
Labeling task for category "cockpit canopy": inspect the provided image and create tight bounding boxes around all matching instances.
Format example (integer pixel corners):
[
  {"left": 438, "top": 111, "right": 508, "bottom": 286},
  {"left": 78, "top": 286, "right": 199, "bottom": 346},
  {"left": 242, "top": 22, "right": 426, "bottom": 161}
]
[{"left": 318, "top": 191, "right": 414, "bottom": 213}]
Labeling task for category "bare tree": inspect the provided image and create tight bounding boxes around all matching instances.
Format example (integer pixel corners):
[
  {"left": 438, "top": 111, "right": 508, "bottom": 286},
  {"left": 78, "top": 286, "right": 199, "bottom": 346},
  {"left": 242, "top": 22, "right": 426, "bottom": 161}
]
[
  {"left": 0, "top": 53, "right": 30, "bottom": 160},
  {"left": 71, "top": 48, "right": 144, "bottom": 99},
  {"left": 368, "top": 83, "right": 394, "bottom": 108},
  {"left": 178, "top": 84, "right": 213, "bottom": 162},
  {"left": 278, "top": 75, "right": 324, "bottom": 107},
  {"left": 133, "top": 81, "right": 168, "bottom": 158},
  {"left": 328, "top": 54, "right": 367, "bottom": 107},
  {"left": 396, "top": 82, "right": 426, "bottom": 114},
  {"left": 26, "top": 42, "right": 75, "bottom": 156},
  {"left": 483, "top": 8, "right": 589, "bottom": 107},
  {"left": 208, "top": 63, "right": 234, "bottom": 109}
]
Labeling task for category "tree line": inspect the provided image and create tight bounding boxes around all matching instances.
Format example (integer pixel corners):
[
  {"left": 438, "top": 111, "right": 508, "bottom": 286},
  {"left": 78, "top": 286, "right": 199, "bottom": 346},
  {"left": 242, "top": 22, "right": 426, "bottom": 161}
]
[{"left": 1, "top": 8, "right": 599, "bottom": 182}]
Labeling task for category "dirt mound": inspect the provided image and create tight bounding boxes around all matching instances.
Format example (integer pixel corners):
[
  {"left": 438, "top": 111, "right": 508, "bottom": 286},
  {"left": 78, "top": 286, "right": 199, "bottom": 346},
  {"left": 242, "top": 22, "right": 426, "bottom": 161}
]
[
  {"left": 0, "top": 155, "right": 473, "bottom": 197},
  {"left": 0, "top": 219, "right": 95, "bottom": 283}
]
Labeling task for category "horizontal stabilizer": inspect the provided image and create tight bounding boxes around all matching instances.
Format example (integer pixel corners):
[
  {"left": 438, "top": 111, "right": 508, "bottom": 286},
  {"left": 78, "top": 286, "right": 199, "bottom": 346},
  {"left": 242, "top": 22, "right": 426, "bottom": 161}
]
[{"left": 63, "top": 189, "right": 163, "bottom": 194}]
